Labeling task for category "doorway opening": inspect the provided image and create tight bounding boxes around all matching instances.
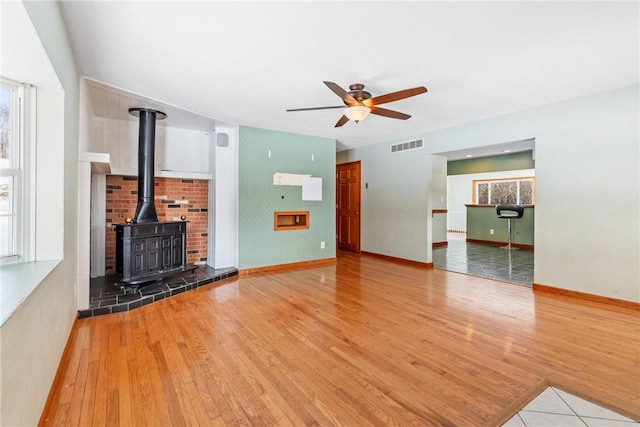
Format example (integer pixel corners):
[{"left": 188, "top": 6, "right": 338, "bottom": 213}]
[{"left": 433, "top": 140, "right": 535, "bottom": 286}]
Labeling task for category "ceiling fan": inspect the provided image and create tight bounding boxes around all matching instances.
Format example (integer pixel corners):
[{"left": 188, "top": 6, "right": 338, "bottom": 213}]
[{"left": 286, "top": 81, "right": 428, "bottom": 127}]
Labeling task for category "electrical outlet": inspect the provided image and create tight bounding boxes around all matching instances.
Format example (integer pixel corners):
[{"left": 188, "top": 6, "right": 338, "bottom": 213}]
[
  {"left": 490, "top": 229, "right": 494, "bottom": 235},
  {"left": 320, "top": 241, "right": 325, "bottom": 249}
]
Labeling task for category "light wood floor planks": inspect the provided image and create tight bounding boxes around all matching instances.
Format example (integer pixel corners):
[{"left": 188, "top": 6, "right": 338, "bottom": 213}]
[{"left": 41, "top": 252, "right": 640, "bottom": 426}]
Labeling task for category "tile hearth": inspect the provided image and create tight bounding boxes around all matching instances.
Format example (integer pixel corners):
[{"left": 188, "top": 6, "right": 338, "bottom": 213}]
[{"left": 79, "top": 265, "right": 238, "bottom": 318}]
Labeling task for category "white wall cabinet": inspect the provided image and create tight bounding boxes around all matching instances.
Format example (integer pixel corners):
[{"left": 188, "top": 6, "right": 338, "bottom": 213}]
[{"left": 161, "top": 127, "right": 210, "bottom": 174}]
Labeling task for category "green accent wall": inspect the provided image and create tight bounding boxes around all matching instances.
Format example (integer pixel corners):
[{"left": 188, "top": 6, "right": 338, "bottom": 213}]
[
  {"left": 238, "top": 126, "right": 336, "bottom": 269},
  {"left": 466, "top": 206, "right": 535, "bottom": 245},
  {"left": 448, "top": 150, "right": 535, "bottom": 175}
]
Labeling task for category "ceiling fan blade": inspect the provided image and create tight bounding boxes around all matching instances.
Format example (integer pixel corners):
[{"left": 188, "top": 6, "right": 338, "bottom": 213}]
[
  {"left": 324, "top": 81, "right": 359, "bottom": 106},
  {"left": 370, "top": 106, "right": 411, "bottom": 120},
  {"left": 286, "top": 105, "right": 345, "bottom": 112},
  {"left": 367, "top": 86, "right": 428, "bottom": 106},
  {"left": 334, "top": 115, "right": 350, "bottom": 127}
]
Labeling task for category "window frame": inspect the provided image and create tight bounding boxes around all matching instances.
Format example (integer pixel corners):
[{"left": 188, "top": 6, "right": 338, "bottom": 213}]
[
  {"left": 1, "top": 77, "right": 35, "bottom": 265},
  {"left": 472, "top": 176, "right": 535, "bottom": 205}
]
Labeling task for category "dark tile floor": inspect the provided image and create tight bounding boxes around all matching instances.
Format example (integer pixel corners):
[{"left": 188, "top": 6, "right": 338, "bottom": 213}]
[
  {"left": 79, "top": 265, "right": 238, "bottom": 318},
  {"left": 433, "top": 234, "right": 534, "bottom": 286}
]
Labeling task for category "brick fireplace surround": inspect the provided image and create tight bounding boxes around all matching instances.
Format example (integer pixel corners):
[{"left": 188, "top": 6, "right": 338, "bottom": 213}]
[{"left": 105, "top": 175, "right": 209, "bottom": 274}]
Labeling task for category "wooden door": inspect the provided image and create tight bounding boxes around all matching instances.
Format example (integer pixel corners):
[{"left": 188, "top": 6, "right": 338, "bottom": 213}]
[{"left": 336, "top": 161, "right": 361, "bottom": 252}]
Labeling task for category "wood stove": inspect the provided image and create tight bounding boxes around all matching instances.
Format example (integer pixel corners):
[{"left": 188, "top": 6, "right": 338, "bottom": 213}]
[
  {"left": 114, "top": 108, "right": 191, "bottom": 285},
  {"left": 115, "top": 220, "right": 187, "bottom": 284}
]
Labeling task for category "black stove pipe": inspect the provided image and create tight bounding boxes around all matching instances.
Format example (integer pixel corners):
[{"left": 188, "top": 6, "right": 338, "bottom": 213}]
[{"left": 129, "top": 107, "right": 166, "bottom": 224}]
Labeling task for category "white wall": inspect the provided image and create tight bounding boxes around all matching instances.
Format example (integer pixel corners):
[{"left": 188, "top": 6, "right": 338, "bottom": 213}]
[
  {"left": 213, "top": 125, "right": 239, "bottom": 268},
  {"left": 0, "top": 1, "right": 80, "bottom": 425},
  {"left": 35, "top": 87, "right": 65, "bottom": 260},
  {"left": 339, "top": 144, "right": 437, "bottom": 264},
  {"left": 431, "top": 156, "right": 448, "bottom": 244},
  {"left": 341, "top": 85, "right": 639, "bottom": 302},
  {"left": 79, "top": 78, "right": 99, "bottom": 311},
  {"left": 533, "top": 88, "right": 638, "bottom": 301}
]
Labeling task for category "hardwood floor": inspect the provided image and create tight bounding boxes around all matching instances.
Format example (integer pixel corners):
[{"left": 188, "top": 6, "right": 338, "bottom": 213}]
[{"left": 40, "top": 252, "right": 640, "bottom": 426}]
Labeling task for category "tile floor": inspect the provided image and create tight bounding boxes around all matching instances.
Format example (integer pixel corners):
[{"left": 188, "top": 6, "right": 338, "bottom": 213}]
[
  {"left": 433, "top": 233, "right": 534, "bottom": 286},
  {"left": 503, "top": 387, "right": 638, "bottom": 426}
]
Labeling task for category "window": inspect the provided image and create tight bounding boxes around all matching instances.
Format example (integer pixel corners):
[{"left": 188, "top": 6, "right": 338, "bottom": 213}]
[
  {"left": 1, "top": 77, "right": 34, "bottom": 264},
  {"left": 473, "top": 177, "right": 535, "bottom": 205}
]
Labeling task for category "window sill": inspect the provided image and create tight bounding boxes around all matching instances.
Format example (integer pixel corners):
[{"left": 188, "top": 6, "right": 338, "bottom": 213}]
[{"left": 0, "top": 259, "right": 61, "bottom": 326}]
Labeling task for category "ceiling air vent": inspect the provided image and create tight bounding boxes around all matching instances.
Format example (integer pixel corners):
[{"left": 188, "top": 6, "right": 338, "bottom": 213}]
[{"left": 391, "top": 139, "right": 423, "bottom": 153}]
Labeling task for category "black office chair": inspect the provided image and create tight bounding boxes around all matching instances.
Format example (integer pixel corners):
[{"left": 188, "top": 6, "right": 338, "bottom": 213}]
[{"left": 496, "top": 204, "right": 524, "bottom": 249}]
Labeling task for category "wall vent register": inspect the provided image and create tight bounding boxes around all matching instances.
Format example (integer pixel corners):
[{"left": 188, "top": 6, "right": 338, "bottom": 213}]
[{"left": 391, "top": 139, "right": 423, "bottom": 153}]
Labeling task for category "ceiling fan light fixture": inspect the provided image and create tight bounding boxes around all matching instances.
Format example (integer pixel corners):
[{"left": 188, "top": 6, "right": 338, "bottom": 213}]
[{"left": 344, "top": 105, "right": 371, "bottom": 123}]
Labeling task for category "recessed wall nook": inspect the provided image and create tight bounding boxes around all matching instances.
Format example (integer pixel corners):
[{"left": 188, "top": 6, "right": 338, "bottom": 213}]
[
  {"left": 274, "top": 211, "right": 310, "bottom": 231},
  {"left": 105, "top": 175, "right": 209, "bottom": 273}
]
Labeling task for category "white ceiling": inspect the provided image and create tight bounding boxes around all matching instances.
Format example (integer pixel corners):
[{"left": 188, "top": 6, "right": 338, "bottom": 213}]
[{"left": 59, "top": 1, "right": 639, "bottom": 153}]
